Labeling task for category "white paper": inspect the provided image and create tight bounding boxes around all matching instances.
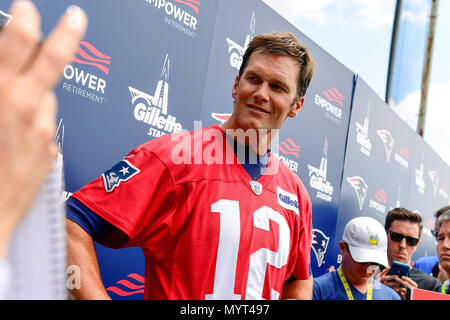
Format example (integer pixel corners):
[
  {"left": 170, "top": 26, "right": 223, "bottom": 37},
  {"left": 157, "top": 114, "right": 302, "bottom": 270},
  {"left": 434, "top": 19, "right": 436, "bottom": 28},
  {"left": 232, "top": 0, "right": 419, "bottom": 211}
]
[{"left": 5, "top": 153, "right": 67, "bottom": 300}]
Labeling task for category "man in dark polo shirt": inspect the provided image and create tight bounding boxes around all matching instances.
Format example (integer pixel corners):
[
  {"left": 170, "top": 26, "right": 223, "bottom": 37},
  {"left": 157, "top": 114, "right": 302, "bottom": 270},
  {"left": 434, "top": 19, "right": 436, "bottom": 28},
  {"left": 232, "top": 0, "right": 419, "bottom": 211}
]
[{"left": 377, "top": 208, "right": 442, "bottom": 299}]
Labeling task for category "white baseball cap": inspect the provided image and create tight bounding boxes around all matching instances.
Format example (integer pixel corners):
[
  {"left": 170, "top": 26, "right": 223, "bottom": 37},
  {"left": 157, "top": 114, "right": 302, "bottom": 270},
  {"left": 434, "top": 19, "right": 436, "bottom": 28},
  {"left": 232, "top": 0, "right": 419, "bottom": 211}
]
[{"left": 342, "top": 216, "right": 389, "bottom": 268}]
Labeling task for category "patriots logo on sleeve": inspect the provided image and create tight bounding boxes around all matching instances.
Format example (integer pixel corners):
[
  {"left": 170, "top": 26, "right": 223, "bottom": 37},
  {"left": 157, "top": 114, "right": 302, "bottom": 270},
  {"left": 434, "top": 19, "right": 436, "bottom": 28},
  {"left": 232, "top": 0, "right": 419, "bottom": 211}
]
[{"left": 102, "top": 160, "right": 140, "bottom": 192}]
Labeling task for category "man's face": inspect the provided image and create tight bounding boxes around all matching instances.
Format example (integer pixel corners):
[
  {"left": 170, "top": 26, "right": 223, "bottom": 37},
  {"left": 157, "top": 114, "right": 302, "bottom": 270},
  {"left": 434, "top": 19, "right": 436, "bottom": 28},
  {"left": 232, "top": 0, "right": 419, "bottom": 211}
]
[
  {"left": 231, "top": 51, "right": 304, "bottom": 133},
  {"left": 436, "top": 221, "right": 450, "bottom": 273},
  {"left": 387, "top": 220, "right": 420, "bottom": 265},
  {"left": 340, "top": 242, "right": 378, "bottom": 283}
]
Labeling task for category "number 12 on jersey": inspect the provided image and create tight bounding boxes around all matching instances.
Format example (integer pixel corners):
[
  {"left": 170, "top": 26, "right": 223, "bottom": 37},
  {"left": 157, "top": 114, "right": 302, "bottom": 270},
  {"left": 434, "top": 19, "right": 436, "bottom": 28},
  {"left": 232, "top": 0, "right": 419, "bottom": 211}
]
[{"left": 205, "top": 199, "right": 290, "bottom": 300}]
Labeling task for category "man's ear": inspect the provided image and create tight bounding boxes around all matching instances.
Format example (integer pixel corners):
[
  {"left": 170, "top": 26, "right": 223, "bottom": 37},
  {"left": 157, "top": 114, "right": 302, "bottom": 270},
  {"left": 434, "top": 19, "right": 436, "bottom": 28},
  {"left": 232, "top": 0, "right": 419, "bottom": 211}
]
[
  {"left": 412, "top": 239, "right": 420, "bottom": 254},
  {"left": 232, "top": 75, "right": 240, "bottom": 100},
  {"left": 288, "top": 96, "right": 305, "bottom": 118},
  {"left": 338, "top": 241, "right": 346, "bottom": 254}
]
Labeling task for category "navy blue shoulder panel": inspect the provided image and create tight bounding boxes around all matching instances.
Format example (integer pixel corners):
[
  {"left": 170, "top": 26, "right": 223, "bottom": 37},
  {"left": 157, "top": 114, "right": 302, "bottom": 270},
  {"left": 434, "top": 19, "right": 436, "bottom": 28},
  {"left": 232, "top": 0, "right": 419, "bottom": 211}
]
[{"left": 66, "top": 197, "right": 117, "bottom": 241}]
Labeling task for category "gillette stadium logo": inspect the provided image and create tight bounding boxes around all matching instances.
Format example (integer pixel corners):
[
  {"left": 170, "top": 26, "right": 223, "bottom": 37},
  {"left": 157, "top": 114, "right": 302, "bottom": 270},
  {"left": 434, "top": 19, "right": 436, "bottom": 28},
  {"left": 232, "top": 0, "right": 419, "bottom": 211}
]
[
  {"left": 307, "top": 139, "right": 333, "bottom": 202},
  {"left": 226, "top": 12, "right": 255, "bottom": 70},
  {"left": 355, "top": 116, "right": 372, "bottom": 157},
  {"left": 145, "top": 0, "right": 199, "bottom": 38},
  {"left": 128, "top": 54, "right": 183, "bottom": 138},
  {"left": 308, "top": 156, "right": 334, "bottom": 203},
  {"left": 61, "top": 41, "right": 110, "bottom": 104},
  {"left": 428, "top": 170, "right": 439, "bottom": 196},
  {"left": 314, "top": 87, "right": 344, "bottom": 122},
  {"left": 272, "top": 138, "right": 300, "bottom": 173},
  {"left": 415, "top": 163, "right": 425, "bottom": 194}
]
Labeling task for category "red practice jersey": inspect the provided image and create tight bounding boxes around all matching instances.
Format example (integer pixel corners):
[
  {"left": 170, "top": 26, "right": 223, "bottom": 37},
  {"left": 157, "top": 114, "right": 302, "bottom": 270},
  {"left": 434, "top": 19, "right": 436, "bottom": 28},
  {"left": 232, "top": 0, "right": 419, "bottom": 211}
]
[{"left": 73, "top": 125, "right": 312, "bottom": 300}]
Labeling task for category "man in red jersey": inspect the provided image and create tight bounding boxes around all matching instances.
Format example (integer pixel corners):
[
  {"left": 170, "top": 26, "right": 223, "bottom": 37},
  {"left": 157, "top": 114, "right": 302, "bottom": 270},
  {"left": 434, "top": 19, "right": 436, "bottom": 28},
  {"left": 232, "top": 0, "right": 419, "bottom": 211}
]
[{"left": 67, "top": 32, "right": 316, "bottom": 300}]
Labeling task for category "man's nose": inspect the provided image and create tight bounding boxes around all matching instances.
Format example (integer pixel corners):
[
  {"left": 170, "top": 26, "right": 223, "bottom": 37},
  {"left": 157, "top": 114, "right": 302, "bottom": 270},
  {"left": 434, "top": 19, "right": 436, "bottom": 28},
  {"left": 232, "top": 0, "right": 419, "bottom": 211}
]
[
  {"left": 253, "top": 82, "right": 269, "bottom": 103},
  {"left": 398, "top": 238, "right": 408, "bottom": 248},
  {"left": 443, "top": 237, "right": 450, "bottom": 250}
]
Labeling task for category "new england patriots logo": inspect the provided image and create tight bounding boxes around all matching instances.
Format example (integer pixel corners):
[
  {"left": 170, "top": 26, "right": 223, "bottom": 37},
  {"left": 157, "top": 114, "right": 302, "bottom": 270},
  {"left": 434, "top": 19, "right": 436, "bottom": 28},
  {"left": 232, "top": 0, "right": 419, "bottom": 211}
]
[
  {"left": 347, "top": 176, "right": 368, "bottom": 210},
  {"left": 312, "top": 229, "right": 330, "bottom": 267},
  {"left": 102, "top": 160, "right": 140, "bottom": 192},
  {"left": 377, "top": 130, "right": 394, "bottom": 162}
]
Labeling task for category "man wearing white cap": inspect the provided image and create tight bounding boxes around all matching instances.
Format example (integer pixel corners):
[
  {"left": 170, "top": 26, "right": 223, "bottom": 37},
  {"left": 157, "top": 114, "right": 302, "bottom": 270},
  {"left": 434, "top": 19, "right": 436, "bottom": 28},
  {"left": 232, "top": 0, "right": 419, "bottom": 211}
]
[{"left": 313, "top": 217, "right": 400, "bottom": 300}]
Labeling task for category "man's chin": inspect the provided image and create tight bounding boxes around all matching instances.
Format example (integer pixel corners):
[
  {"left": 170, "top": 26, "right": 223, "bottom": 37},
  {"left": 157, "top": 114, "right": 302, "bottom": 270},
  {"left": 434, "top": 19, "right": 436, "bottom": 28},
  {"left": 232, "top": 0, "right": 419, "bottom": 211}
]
[{"left": 392, "top": 255, "right": 409, "bottom": 264}]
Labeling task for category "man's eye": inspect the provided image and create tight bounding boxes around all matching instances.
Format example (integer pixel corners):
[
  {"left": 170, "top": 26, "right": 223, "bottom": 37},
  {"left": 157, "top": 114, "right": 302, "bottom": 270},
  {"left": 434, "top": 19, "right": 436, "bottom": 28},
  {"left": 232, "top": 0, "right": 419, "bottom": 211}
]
[{"left": 271, "top": 84, "right": 284, "bottom": 91}]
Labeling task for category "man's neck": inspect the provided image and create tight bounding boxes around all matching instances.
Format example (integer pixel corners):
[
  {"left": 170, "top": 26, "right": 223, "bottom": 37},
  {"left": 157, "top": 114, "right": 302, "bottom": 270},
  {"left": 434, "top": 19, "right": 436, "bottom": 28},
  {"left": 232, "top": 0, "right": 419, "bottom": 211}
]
[
  {"left": 219, "top": 121, "right": 277, "bottom": 156},
  {"left": 341, "top": 265, "right": 370, "bottom": 294}
]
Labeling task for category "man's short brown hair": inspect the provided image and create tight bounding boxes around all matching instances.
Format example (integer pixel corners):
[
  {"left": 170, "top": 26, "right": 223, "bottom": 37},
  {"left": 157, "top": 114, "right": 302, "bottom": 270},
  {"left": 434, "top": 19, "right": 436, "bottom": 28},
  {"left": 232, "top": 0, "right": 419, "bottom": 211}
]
[
  {"left": 238, "top": 32, "right": 316, "bottom": 100},
  {"left": 435, "top": 205, "right": 450, "bottom": 219},
  {"left": 385, "top": 207, "right": 423, "bottom": 237}
]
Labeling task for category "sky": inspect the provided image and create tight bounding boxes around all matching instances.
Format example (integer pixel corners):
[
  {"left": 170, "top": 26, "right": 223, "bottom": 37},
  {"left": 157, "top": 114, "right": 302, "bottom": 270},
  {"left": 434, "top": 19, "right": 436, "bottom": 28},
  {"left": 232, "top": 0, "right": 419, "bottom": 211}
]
[{"left": 263, "top": 0, "right": 450, "bottom": 166}]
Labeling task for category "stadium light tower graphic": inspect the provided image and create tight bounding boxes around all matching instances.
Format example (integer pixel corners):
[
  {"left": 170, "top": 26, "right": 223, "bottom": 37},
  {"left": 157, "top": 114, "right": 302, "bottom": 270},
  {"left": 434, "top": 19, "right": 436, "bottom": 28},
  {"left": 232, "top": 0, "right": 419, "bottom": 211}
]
[
  {"left": 225, "top": 12, "right": 256, "bottom": 70},
  {"left": 129, "top": 54, "right": 170, "bottom": 116}
]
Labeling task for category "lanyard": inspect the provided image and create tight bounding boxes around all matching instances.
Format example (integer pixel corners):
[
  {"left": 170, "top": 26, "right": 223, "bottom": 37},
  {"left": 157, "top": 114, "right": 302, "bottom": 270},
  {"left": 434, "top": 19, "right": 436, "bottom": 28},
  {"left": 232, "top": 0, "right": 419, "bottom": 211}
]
[
  {"left": 442, "top": 280, "right": 449, "bottom": 294},
  {"left": 337, "top": 265, "right": 373, "bottom": 300}
]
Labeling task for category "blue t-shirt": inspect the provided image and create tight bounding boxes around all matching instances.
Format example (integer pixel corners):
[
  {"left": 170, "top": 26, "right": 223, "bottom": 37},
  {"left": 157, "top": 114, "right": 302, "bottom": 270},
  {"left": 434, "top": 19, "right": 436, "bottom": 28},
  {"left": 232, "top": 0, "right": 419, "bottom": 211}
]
[
  {"left": 413, "top": 255, "right": 439, "bottom": 275},
  {"left": 313, "top": 270, "right": 401, "bottom": 300}
]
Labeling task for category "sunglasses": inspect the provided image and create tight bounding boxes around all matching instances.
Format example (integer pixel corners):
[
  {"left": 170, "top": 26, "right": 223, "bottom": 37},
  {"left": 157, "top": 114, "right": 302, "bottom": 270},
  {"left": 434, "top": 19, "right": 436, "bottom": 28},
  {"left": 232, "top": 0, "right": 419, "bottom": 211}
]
[{"left": 388, "top": 230, "right": 419, "bottom": 246}]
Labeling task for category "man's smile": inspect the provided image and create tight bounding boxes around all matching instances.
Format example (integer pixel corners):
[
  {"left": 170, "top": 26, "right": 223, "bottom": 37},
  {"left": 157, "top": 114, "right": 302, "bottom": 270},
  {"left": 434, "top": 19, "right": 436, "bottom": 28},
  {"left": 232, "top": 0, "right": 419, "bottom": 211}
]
[{"left": 247, "top": 103, "right": 270, "bottom": 114}]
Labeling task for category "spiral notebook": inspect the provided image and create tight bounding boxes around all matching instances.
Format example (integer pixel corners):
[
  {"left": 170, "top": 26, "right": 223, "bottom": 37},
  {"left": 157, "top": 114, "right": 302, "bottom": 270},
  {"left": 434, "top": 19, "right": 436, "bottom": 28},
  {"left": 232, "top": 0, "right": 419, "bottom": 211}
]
[{"left": 5, "top": 153, "right": 67, "bottom": 300}]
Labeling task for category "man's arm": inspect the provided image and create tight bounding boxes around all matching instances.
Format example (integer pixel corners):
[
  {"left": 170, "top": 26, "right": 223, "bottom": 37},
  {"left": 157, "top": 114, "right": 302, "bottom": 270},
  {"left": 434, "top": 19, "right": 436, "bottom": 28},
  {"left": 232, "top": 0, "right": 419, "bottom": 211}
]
[
  {"left": 66, "top": 219, "right": 111, "bottom": 300},
  {"left": 282, "top": 275, "right": 313, "bottom": 300}
]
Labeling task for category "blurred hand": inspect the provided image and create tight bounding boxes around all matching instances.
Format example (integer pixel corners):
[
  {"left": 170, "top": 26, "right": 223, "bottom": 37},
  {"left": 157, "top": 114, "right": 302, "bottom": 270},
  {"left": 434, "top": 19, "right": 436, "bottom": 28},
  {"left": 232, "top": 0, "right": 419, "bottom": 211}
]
[{"left": 0, "top": 0, "right": 87, "bottom": 257}]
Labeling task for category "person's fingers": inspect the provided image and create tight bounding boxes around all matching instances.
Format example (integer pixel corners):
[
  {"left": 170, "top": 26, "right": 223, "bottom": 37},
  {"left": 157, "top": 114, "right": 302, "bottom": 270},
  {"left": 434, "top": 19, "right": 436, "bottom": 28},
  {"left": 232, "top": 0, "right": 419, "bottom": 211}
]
[
  {"left": 34, "top": 90, "right": 57, "bottom": 143},
  {"left": 25, "top": 5, "right": 87, "bottom": 92},
  {"left": 398, "top": 287, "right": 407, "bottom": 300},
  {"left": 0, "top": 0, "right": 41, "bottom": 77},
  {"left": 379, "top": 267, "right": 390, "bottom": 277},
  {"left": 399, "top": 276, "right": 417, "bottom": 288}
]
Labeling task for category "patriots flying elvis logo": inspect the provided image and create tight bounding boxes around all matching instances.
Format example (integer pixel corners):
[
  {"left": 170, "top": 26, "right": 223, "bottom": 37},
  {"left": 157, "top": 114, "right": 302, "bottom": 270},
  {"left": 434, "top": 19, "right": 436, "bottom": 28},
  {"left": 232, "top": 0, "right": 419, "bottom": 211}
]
[
  {"left": 347, "top": 176, "right": 368, "bottom": 211},
  {"left": 377, "top": 129, "right": 394, "bottom": 162},
  {"left": 312, "top": 229, "right": 330, "bottom": 267},
  {"left": 102, "top": 160, "right": 140, "bottom": 192}
]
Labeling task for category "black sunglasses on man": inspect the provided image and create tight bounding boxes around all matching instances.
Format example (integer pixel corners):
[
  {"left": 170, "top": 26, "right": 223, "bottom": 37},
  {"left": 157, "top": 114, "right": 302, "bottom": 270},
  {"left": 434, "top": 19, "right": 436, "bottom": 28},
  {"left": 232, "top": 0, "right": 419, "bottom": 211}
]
[{"left": 387, "top": 230, "right": 419, "bottom": 246}]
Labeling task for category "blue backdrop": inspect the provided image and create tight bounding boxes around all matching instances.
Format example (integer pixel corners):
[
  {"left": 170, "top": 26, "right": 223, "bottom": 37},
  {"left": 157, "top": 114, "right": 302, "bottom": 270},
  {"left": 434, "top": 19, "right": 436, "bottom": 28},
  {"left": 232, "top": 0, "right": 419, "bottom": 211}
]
[{"left": 2, "top": 0, "right": 448, "bottom": 299}]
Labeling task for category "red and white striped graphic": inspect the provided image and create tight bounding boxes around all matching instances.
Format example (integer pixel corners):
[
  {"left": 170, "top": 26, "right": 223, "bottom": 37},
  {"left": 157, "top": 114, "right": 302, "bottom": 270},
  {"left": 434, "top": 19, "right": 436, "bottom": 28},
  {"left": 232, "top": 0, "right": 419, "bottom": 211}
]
[
  {"left": 322, "top": 87, "right": 344, "bottom": 107},
  {"left": 72, "top": 41, "right": 111, "bottom": 74}
]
